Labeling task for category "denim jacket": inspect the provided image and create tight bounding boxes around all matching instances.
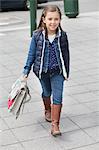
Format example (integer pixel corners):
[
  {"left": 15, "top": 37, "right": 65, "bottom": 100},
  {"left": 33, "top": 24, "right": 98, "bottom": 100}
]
[{"left": 23, "top": 28, "right": 70, "bottom": 79}]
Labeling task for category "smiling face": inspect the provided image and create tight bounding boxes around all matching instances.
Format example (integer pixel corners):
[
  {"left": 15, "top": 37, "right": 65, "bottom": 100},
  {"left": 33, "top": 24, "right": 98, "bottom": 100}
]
[{"left": 43, "top": 11, "right": 61, "bottom": 35}]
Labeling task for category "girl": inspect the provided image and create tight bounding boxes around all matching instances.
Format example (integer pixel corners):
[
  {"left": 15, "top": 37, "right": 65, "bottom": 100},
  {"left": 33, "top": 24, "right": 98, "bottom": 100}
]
[{"left": 23, "top": 5, "right": 70, "bottom": 136}]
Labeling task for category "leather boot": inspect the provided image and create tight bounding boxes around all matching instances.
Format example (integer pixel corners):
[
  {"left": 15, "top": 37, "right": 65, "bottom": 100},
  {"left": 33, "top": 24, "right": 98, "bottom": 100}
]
[
  {"left": 43, "top": 97, "right": 51, "bottom": 122},
  {"left": 51, "top": 104, "right": 62, "bottom": 136}
]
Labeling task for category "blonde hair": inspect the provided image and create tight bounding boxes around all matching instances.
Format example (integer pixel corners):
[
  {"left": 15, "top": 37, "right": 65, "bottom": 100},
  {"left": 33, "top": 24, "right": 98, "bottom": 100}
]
[{"left": 37, "top": 5, "right": 62, "bottom": 31}]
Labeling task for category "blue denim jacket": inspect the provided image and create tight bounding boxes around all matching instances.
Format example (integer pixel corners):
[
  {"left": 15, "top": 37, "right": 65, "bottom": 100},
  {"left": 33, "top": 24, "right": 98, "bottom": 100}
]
[{"left": 23, "top": 28, "right": 70, "bottom": 79}]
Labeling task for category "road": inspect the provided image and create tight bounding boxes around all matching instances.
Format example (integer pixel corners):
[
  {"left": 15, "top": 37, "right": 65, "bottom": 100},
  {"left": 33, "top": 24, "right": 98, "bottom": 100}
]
[{"left": 0, "top": 0, "right": 99, "bottom": 35}]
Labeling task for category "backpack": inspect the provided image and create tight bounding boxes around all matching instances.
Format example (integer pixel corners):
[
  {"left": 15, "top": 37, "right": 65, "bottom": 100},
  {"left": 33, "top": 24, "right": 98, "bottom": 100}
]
[{"left": 8, "top": 77, "right": 31, "bottom": 119}]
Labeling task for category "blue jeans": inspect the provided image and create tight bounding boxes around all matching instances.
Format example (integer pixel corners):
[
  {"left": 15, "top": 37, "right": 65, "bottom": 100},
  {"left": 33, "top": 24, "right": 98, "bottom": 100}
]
[{"left": 40, "top": 72, "right": 65, "bottom": 104}]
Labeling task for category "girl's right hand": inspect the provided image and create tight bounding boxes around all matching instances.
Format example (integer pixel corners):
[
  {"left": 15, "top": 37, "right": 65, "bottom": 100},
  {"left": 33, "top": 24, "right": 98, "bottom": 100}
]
[{"left": 22, "top": 74, "right": 28, "bottom": 81}]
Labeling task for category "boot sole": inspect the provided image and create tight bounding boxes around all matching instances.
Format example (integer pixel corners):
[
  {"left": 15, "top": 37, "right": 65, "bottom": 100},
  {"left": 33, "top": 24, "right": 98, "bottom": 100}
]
[
  {"left": 45, "top": 118, "right": 51, "bottom": 122},
  {"left": 51, "top": 131, "right": 62, "bottom": 137}
]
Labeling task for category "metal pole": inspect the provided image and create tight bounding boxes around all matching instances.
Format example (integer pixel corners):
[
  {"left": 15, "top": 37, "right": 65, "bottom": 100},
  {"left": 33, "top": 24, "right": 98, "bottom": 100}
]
[{"left": 30, "top": 0, "right": 37, "bottom": 37}]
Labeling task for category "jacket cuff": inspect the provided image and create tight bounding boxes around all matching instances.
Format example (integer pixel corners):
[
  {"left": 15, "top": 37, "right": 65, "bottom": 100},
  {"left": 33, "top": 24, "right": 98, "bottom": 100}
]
[{"left": 23, "top": 69, "right": 29, "bottom": 76}]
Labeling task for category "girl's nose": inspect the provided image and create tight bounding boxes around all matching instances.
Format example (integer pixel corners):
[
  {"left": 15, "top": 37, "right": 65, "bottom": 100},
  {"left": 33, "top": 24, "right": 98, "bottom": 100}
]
[{"left": 51, "top": 20, "right": 55, "bottom": 24}]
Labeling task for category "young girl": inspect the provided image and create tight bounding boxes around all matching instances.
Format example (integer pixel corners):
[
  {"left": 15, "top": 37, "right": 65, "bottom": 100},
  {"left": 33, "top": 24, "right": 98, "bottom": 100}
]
[{"left": 23, "top": 5, "right": 70, "bottom": 136}]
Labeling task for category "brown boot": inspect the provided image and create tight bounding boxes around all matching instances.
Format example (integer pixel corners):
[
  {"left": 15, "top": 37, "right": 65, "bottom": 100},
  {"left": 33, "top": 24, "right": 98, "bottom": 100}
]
[
  {"left": 51, "top": 104, "right": 62, "bottom": 136},
  {"left": 43, "top": 97, "right": 51, "bottom": 122}
]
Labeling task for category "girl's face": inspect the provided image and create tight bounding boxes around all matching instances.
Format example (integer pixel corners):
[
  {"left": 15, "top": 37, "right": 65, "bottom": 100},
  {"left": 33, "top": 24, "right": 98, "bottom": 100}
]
[{"left": 43, "top": 11, "right": 61, "bottom": 34}]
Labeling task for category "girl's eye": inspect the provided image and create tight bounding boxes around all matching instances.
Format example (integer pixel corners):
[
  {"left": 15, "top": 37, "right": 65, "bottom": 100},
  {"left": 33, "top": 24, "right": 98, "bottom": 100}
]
[
  {"left": 48, "top": 18, "right": 52, "bottom": 21},
  {"left": 55, "top": 18, "right": 59, "bottom": 21},
  {"left": 48, "top": 18, "right": 59, "bottom": 21}
]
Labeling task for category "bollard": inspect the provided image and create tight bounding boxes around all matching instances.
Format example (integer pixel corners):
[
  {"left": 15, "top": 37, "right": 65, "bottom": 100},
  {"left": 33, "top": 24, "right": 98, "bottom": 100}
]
[
  {"left": 64, "top": 0, "right": 79, "bottom": 18},
  {"left": 30, "top": 0, "right": 37, "bottom": 37}
]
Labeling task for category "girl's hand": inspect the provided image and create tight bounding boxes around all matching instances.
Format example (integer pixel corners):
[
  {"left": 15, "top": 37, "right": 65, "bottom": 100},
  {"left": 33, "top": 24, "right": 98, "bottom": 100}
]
[
  {"left": 65, "top": 77, "right": 68, "bottom": 81},
  {"left": 22, "top": 74, "right": 28, "bottom": 81}
]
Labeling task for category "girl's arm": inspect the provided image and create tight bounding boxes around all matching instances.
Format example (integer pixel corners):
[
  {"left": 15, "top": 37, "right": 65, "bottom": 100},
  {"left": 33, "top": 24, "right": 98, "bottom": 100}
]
[{"left": 23, "top": 33, "right": 36, "bottom": 77}]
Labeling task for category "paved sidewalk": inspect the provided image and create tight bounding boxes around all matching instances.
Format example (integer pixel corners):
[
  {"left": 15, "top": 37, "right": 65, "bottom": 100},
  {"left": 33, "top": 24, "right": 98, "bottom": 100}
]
[{"left": 0, "top": 7, "right": 99, "bottom": 150}]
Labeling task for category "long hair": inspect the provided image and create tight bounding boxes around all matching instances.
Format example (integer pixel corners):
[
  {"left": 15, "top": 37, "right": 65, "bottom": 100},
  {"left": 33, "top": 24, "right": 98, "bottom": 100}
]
[{"left": 37, "top": 5, "right": 62, "bottom": 31}]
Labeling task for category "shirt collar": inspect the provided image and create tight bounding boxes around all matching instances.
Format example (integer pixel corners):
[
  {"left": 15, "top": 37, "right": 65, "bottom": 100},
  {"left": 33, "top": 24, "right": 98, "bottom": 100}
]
[{"left": 42, "top": 27, "right": 61, "bottom": 38}]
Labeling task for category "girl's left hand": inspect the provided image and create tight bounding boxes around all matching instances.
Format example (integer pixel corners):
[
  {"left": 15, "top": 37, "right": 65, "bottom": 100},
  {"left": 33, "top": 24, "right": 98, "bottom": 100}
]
[{"left": 65, "top": 77, "right": 68, "bottom": 81}]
